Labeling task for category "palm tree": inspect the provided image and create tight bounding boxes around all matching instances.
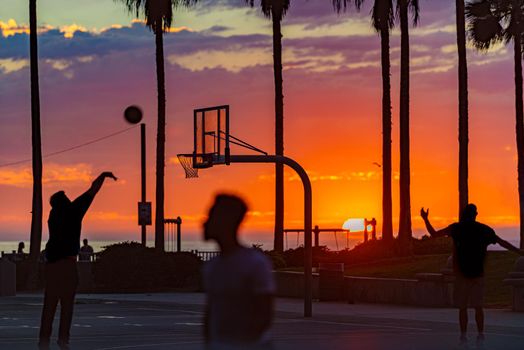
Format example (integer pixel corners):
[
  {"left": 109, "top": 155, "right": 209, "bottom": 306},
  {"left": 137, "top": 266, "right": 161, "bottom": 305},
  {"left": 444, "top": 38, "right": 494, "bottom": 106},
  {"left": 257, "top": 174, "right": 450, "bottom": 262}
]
[
  {"left": 246, "top": 0, "right": 290, "bottom": 252},
  {"left": 332, "top": 0, "right": 395, "bottom": 241},
  {"left": 466, "top": 0, "right": 524, "bottom": 248},
  {"left": 397, "top": 0, "right": 418, "bottom": 242},
  {"left": 121, "top": 0, "right": 196, "bottom": 251},
  {"left": 457, "top": 0, "right": 469, "bottom": 215},
  {"left": 29, "top": 0, "right": 43, "bottom": 263}
]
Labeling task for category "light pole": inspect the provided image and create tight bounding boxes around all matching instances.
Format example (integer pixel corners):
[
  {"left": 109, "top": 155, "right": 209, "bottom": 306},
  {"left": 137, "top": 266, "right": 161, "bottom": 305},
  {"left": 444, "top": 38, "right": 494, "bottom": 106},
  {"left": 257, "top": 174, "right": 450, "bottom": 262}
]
[{"left": 140, "top": 123, "right": 147, "bottom": 245}]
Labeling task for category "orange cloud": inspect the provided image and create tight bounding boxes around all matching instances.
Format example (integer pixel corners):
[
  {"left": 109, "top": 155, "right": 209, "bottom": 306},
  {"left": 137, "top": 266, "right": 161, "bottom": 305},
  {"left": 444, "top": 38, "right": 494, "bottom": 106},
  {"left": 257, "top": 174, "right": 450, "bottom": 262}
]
[{"left": 0, "top": 163, "right": 93, "bottom": 188}]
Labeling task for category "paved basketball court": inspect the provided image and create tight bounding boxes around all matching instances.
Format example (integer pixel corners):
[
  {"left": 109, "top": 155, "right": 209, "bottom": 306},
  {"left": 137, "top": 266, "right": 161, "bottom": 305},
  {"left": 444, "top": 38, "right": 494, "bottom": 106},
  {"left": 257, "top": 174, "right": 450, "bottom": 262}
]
[{"left": 1, "top": 293, "right": 524, "bottom": 349}]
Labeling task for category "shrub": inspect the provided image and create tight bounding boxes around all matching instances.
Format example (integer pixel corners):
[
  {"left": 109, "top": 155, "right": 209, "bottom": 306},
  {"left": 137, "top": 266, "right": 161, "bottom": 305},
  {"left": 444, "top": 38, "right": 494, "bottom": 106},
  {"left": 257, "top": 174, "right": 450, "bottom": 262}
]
[
  {"left": 93, "top": 242, "right": 202, "bottom": 292},
  {"left": 264, "top": 250, "right": 287, "bottom": 269},
  {"left": 278, "top": 236, "right": 453, "bottom": 267}
]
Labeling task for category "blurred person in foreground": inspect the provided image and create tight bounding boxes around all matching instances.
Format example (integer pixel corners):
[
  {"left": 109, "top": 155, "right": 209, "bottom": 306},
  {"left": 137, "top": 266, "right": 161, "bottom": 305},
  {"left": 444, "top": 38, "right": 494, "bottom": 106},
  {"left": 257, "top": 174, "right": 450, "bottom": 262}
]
[
  {"left": 203, "top": 194, "right": 276, "bottom": 350},
  {"left": 39, "top": 172, "right": 117, "bottom": 349},
  {"left": 420, "top": 203, "right": 524, "bottom": 349}
]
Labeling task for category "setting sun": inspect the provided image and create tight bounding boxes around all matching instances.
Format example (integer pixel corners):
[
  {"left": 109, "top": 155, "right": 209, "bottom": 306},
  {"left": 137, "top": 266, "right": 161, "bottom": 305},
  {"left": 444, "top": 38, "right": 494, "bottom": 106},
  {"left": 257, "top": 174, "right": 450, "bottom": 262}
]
[{"left": 342, "top": 218, "right": 365, "bottom": 232}]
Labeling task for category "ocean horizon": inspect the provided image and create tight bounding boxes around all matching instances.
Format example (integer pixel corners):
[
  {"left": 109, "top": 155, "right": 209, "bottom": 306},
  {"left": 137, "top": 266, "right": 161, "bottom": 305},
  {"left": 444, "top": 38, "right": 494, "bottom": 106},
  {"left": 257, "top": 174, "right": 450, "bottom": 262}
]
[{"left": 1, "top": 226, "right": 521, "bottom": 255}]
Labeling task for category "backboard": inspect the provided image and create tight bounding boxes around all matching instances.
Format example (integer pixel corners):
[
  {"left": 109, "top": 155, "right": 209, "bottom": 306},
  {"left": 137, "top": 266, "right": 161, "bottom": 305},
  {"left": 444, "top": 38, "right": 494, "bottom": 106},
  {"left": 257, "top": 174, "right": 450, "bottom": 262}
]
[{"left": 193, "top": 105, "right": 230, "bottom": 168}]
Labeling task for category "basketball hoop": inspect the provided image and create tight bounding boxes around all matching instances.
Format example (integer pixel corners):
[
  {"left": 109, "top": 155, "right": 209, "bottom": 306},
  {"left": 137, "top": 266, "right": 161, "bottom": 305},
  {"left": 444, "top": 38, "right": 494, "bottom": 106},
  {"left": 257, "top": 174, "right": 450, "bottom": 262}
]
[
  {"left": 177, "top": 153, "right": 216, "bottom": 178},
  {"left": 176, "top": 104, "right": 314, "bottom": 318},
  {"left": 177, "top": 154, "right": 198, "bottom": 178}
]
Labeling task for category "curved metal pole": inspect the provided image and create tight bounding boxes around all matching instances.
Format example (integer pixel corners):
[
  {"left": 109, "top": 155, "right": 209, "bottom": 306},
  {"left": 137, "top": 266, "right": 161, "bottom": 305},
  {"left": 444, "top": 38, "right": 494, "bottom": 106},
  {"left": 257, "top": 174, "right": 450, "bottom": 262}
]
[{"left": 229, "top": 155, "right": 313, "bottom": 317}]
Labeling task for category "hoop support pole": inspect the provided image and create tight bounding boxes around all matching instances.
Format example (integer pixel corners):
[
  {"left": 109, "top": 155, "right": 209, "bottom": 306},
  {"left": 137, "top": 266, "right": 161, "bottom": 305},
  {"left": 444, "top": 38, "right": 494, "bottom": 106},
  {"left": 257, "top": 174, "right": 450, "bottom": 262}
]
[{"left": 229, "top": 155, "right": 313, "bottom": 318}]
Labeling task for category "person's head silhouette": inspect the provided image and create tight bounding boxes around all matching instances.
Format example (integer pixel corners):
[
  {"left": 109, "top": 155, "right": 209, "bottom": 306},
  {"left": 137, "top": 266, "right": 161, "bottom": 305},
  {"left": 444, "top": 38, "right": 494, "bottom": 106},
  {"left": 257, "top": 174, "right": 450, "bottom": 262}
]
[
  {"left": 204, "top": 194, "right": 247, "bottom": 248},
  {"left": 460, "top": 203, "right": 478, "bottom": 223},
  {"left": 83, "top": 239, "right": 89, "bottom": 246},
  {"left": 50, "top": 191, "right": 71, "bottom": 210}
]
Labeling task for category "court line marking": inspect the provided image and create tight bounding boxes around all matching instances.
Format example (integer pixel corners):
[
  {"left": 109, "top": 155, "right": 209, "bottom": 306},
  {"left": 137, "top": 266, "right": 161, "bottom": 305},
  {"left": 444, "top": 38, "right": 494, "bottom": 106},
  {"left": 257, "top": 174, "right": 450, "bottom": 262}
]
[
  {"left": 291, "top": 319, "right": 432, "bottom": 331},
  {"left": 95, "top": 340, "right": 201, "bottom": 350},
  {"left": 136, "top": 307, "right": 203, "bottom": 315}
]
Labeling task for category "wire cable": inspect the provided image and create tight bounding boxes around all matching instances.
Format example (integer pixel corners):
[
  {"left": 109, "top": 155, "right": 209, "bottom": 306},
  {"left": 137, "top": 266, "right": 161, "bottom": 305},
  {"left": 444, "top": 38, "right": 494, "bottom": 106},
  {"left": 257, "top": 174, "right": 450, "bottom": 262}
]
[{"left": 0, "top": 124, "right": 139, "bottom": 168}]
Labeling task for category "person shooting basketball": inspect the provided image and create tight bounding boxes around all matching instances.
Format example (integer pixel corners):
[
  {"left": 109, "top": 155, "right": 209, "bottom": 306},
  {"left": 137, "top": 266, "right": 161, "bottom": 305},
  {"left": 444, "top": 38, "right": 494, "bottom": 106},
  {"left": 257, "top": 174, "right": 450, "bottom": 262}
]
[{"left": 39, "top": 171, "right": 117, "bottom": 349}]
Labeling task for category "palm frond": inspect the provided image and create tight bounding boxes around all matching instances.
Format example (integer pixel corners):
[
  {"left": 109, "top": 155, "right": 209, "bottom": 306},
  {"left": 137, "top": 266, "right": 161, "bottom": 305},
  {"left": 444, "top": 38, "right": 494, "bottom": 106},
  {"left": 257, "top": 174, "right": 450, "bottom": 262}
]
[
  {"left": 245, "top": 0, "right": 290, "bottom": 20},
  {"left": 409, "top": 0, "right": 420, "bottom": 25},
  {"left": 396, "top": 0, "right": 419, "bottom": 26},
  {"left": 118, "top": 0, "right": 198, "bottom": 32},
  {"left": 331, "top": 0, "right": 366, "bottom": 13},
  {"left": 372, "top": 0, "right": 395, "bottom": 32},
  {"left": 466, "top": 0, "right": 504, "bottom": 51}
]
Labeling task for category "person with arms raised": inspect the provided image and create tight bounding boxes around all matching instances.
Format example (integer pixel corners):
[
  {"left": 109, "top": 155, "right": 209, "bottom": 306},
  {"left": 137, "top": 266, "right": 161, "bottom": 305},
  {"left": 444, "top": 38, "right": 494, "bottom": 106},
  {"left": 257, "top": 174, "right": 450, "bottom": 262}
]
[
  {"left": 420, "top": 204, "right": 524, "bottom": 348},
  {"left": 39, "top": 172, "right": 117, "bottom": 349}
]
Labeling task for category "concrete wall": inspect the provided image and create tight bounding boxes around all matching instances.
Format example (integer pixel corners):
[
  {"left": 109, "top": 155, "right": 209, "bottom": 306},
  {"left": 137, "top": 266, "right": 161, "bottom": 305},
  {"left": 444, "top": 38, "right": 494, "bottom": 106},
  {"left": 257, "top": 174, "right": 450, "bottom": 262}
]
[
  {"left": 0, "top": 258, "right": 16, "bottom": 296},
  {"left": 347, "top": 275, "right": 452, "bottom": 307},
  {"left": 274, "top": 271, "right": 453, "bottom": 307},
  {"left": 77, "top": 262, "right": 95, "bottom": 292},
  {"left": 274, "top": 271, "right": 319, "bottom": 299}
]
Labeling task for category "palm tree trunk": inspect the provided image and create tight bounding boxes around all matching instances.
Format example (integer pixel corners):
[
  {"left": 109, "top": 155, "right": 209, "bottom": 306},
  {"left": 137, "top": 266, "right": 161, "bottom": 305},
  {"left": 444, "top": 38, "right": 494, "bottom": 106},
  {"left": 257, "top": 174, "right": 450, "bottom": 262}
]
[
  {"left": 456, "top": 0, "right": 469, "bottom": 215},
  {"left": 398, "top": 1, "right": 412, "bottom": 241},
  {"left": 272, "top": 9, "right": 284, "bottom": 252},
  {"left": 380, "top": 26, "right": 393, "bottom": 241},
  {"left": 154, "top": 26, "right": 166, "bottom": 251},
  {"left": 29, "top": 0, "right": 42, "bottom": 263},
  {"left": 514, "top": 35, "right": 524, "bottom": 249}
]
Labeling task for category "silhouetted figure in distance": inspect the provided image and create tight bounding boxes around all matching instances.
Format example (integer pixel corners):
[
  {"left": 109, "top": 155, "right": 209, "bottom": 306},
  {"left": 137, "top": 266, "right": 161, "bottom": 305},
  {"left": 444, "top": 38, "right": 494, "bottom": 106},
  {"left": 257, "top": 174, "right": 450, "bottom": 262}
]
[
  {"left": 203, "top": 194, "right": 275, "bottom": 349},
  {"left": 17, "top": 241, "right": 25, "bottom": 254},
  {"left": 39, "top": 172, "right": 117, "bottom": 349},
  {"left": 79, "top": 238, "right": 94, "bottom": 262},
  {"left": 421, "top": 204, "right": 524, "bottom": 348}
]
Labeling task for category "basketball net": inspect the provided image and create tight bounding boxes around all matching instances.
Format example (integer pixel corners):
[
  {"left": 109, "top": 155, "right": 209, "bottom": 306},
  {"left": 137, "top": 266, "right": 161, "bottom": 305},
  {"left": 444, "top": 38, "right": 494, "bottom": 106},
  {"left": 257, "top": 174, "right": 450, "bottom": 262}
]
[{"left": 177, "top": 154, "right": 199, "bottom": 178}]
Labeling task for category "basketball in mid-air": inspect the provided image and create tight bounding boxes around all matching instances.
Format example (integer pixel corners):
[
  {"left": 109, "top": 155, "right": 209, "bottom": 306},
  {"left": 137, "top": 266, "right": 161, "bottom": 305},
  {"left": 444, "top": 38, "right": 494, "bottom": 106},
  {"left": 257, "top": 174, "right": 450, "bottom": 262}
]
[{"left": 124, "top": 105, "right": 143, "bottom": 124}]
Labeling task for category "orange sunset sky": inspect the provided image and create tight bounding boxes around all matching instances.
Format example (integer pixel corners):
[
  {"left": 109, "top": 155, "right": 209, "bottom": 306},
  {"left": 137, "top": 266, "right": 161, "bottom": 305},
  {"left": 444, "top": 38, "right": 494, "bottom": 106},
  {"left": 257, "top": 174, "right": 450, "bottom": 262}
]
[{"left": 0, "top": 0, "right": 521, "bottom": 247}]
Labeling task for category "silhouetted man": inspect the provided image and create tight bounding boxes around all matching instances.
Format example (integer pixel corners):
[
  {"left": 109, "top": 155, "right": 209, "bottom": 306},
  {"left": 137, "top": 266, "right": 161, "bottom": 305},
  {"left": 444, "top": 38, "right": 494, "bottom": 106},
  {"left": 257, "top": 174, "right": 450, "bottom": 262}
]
[
  {"left": 17, "top": 241, "right": 25, "bottom": 254},
  {"left": 420, "top": 204, "right": 523, "bottom": 348},
  {"left": 79, "top": 238, "right": 94, "bottom": 262},
  {"left": 203, "top": 194, "right": 275, "bottom": 349},
  {"left": 39, "top": 172, "right": 117, "bottom": 349}
]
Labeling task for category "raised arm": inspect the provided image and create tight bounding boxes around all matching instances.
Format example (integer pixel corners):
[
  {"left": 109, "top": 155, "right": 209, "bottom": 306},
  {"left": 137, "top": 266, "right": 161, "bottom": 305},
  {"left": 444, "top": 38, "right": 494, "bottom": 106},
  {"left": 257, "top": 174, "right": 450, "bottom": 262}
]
[
  {"left": 86, "top": 172, "right": 117, "bottom": 197},
  {"left": 420, "top": 208, "right": 451, "bottom": 238},
  {"left": 496, "top": 236, "right": 524, "bottom": 255}
]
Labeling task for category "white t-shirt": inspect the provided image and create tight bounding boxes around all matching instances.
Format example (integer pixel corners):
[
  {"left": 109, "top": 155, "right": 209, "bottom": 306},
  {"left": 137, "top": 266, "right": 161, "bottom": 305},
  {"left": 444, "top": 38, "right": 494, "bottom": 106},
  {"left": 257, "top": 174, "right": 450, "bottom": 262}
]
[{"left": 203, "top": 247, "right": 276, "bottom": 348}]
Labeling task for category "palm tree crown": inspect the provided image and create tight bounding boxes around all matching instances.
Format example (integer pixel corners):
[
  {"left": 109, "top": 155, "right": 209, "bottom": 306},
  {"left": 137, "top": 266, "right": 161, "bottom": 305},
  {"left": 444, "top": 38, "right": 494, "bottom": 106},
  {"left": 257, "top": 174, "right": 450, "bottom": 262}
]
[
  {"left": 466, "top": 0, "right": 522, "bottom": 50},
  {"left": 122, "top": 0, "right": 197, "bottom": 31},
  {"left": 246, "top": 0, "right": 290, "bottom": 18},
  {"left": 332, "top": 0, "right": 394, "bottom": 31},
  {"left": 396, "top": 0, "right": 419, "bottom": 26}
]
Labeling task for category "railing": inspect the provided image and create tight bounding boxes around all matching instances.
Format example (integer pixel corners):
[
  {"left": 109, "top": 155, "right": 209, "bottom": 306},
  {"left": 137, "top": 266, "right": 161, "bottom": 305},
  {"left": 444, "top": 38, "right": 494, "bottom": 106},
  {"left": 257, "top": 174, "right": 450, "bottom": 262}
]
[{"left": 191, "top": 250, "right": 220, "bottom": 261}]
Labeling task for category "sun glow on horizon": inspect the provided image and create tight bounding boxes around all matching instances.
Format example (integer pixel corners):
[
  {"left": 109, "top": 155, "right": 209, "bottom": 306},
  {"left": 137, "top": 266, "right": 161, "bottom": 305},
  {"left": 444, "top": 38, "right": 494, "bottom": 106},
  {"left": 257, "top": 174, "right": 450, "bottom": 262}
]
[{"left": 342, "top": 218, "right": 366, "bottom": 232}]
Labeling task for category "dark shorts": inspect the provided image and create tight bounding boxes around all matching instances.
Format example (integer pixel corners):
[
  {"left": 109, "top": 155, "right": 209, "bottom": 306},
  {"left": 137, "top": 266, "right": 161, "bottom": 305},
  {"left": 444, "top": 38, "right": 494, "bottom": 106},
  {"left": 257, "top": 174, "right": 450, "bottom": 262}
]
[{"left": 453, "top": 277, "right": 485, "bottom": 309}]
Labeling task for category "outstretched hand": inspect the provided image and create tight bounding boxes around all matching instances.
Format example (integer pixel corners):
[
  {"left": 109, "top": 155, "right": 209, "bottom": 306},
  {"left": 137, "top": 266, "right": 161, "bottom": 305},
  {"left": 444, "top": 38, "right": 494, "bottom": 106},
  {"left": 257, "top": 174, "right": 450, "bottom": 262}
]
[
  {"left": 420, "top": 207, "right": 429, "bottom": 221},
  {"left": 102, "top": 172, "right": 118, "bottom": 181}
]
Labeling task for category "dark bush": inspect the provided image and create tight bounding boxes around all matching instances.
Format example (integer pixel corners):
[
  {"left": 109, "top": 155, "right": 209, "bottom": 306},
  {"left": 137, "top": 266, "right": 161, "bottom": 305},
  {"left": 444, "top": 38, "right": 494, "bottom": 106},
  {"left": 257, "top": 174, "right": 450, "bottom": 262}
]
[
  {"left": 279, "top": 236, "right": 453, "bottom": 267},
  {"left": 264, "top": 250, "right": 287, "bottom": 269},
  {"left": 93, "top": 242, "right": 202, "bottom": 292}
]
